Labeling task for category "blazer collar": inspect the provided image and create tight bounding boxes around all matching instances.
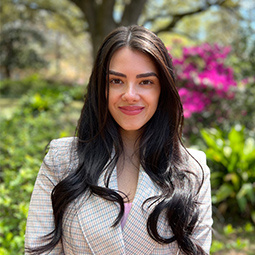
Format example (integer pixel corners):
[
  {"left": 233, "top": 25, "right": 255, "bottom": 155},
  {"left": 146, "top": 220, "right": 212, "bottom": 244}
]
[
  {"left": 122, "top": 167, "right": 161, "bottom": 255},
  {"left": 75, "top": 166, "right": 168, "bottom": 254},
  {"left": 75, "top": 167, "right": 125, "bottom": 254}
]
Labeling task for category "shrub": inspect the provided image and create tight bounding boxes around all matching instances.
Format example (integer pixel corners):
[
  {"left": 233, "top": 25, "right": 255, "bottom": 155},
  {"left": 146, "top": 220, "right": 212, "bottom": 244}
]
[
  {"left": 226, "top": 77, "right": 255, "bottom": 133},
  {"left": 0, "top": 74, "right": 85, "bottom": 100},
  {"left": 201, "top": 126, "right": 255, "bottom": 222},
  {"left": 173, "top": 43, "right": 237, "bottom": 119},
  {"left": 0, "top": 79, "right": 82, "bottom": 254}
]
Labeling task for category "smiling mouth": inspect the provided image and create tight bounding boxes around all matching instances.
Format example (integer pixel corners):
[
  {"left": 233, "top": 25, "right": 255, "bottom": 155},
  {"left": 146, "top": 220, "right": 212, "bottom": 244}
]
[{"left": 119, "top": 106, "right": 144, "bottom": 115}]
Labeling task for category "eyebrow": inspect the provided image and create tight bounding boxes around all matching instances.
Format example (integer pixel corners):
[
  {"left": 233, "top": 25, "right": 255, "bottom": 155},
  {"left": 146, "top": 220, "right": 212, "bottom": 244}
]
[{"left": 109, "top": 70, "right": 158, "bottom": 79}]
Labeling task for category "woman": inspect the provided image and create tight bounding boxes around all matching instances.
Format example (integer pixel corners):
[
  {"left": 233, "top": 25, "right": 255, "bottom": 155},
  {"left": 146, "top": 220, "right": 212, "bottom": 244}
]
[{"left": 25, "top": 25, "right": 213, "bottom": 255}]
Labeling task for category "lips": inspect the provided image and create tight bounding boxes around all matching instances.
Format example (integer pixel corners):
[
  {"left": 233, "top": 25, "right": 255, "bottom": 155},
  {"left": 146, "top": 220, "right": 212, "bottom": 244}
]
[{"left": 119, "top": 106, "right": 144, "bottom": 115}]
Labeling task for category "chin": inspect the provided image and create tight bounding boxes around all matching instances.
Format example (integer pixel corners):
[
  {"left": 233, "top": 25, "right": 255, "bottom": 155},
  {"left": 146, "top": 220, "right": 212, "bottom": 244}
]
[{"left": 121, "top": 127, "right": 142, "bottom": 132}]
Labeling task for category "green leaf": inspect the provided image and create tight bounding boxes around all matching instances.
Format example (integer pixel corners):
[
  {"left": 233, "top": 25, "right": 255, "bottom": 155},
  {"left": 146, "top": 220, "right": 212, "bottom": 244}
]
[
  {"left": 228, "top": 126, "right": 245, "bottom": 154},
  {"left": 237, "top": 196, "right": 247, "bottom": 212},
  {"left": 201, "top": 129, "right": 219, "bottom": 149},
  {"left": 227, "top": 152, "right": 239, "bottom": 172},
  {"left": 210, "top": 240, "right": 224, "bottom": 253},
  {"left": 223, "top": 224, "right": 235, "bottom": 235},
  {"left": 244, "top": 222, "right": 254, "bottom": 232},
  {"left": 216, "top": 183, "right": 234, "bottom": 203},
  {"left": 224, "top": 173, "right": 240, "bottom": 190},
  {"left": 237, "top": 183, "right": 255, "bottom": 204}
]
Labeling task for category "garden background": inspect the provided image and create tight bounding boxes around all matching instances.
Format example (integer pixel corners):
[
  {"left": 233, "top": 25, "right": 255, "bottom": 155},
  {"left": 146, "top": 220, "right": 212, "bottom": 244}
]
[{"left": 0, "top": 0, "right": 255, "bottom": 254}]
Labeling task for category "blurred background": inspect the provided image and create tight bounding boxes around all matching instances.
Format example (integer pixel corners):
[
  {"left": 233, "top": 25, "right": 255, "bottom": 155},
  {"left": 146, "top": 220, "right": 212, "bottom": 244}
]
[{"left": 0, "top": 0, "right": 254, "bottom": 254}]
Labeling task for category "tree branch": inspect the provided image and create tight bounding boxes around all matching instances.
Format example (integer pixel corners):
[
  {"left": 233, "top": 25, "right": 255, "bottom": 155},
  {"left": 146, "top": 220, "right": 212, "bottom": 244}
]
[
  {"left": 171, "top": 29, "right": 199, "bottom": 41},
  {"left": 148, "top": 0, "right": 228, "bottom": 34},
  {"left": 15, "top": 1, "right": 87, "bottom": 36},
  {"left": 221, "top": 5, "right": 242, "bottom": 20}
]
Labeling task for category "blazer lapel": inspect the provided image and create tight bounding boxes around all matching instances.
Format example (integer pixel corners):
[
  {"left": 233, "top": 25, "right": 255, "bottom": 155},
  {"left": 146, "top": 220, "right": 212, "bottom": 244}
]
[
  {"left": 75, "top": 164, "right": 174, "bottom": 254},
  {"left": 75, "top": 168, "right": 126, "bottom": 255},
  {"left": 122, "top": 167, "right": 163, "bottom": 255}
]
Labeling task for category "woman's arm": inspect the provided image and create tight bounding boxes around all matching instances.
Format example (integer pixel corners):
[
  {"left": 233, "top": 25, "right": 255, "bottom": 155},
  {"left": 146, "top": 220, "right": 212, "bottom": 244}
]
[
  {"left": 189, "top": 150, "right": 213, "bottom": 254},
  {"left": 25, "top": 140, "right": 64, "bottom": 254}
]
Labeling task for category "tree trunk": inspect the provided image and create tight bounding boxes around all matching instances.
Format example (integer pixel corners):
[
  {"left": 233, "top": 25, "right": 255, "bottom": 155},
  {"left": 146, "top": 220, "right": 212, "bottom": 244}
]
[
  {"left": 70, "top": 0, "right": 148, "bottom": 60},
  {"left": 70, "top": 0, "right": 116, "bottom": 60},
  {"left": 4, "top": 65, "right": 11, "bottom": 79}
]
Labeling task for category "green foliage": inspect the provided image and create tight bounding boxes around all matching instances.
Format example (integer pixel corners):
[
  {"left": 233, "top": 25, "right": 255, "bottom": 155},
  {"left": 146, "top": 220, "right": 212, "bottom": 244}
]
[
  {"left": 0, "top": 74, "right": 85, "bottom": 100},
  {"left": 211, "top": 240, "right": 225, "bottom": 253},
  {"left": 0, "top": 74, "right": 48, "bottom": 98},
  {"left": 211, "top": 223, "right": 254, "bottom": 254},
  {"left": 230, "top": 23, "right": 255, "bottom": 79},
  {"left": 0, "top": 27, "right": 48, "bottom": 78},
  {"left": 183, "top": 76, "right": 255, "bottom": 147},
  {"left": 228, "top": 78, "right": 255, "bottom": 133},
  {"left": 0, "top": 78, "right": 83, "bottom": 254},
  {"left": 201, "top": 126, "right": 255, "bottom": 221}
]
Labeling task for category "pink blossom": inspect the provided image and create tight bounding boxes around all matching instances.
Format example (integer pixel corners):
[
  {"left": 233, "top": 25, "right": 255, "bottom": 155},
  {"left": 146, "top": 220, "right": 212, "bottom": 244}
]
[{"left": 173, "top": 43, "right": 237, "bottom": 118}]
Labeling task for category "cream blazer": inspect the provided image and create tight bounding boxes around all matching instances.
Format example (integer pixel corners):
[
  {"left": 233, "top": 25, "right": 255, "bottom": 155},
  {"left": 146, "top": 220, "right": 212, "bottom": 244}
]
[{"left": 25, "top": 137, "right": 213, "bottom": 254}]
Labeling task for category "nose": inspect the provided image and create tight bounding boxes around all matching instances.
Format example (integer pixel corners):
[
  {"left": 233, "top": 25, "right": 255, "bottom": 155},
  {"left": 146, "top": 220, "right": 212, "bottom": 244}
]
[{"left": 122, "top": 84, "right": 140, "bottom": 102}]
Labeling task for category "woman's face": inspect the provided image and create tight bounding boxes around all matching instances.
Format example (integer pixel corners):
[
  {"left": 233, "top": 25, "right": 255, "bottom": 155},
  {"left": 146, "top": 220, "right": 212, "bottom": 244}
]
[{"left": 107, "top": 47, "right": 161, "bottom": 135}]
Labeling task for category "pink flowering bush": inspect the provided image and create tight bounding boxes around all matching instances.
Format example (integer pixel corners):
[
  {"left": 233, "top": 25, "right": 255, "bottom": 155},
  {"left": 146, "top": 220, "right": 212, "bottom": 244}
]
[{"left": 173, "top": 43, "right": 237, "bottom": 119}]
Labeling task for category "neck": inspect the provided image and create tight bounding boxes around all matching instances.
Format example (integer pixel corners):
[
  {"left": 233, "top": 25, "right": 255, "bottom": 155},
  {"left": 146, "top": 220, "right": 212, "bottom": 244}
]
[{"left": 120, "top": 129, "right": 141, "bottom": 156}]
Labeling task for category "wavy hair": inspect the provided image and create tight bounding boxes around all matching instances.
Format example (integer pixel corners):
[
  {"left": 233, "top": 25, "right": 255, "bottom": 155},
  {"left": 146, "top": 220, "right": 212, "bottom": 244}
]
[{"left": 27, "top": 25, "right": 205, "bottom": 255}]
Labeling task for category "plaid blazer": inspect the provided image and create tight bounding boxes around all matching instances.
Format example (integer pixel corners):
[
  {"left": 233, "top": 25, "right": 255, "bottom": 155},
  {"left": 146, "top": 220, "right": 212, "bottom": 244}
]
[{"left": 25, "top": 137, "right": 213, "bottom": 254}]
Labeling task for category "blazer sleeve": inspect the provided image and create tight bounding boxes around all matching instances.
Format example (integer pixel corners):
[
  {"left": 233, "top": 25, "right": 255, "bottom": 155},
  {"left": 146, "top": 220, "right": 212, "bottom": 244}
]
[
  {"left": 25, "top": 139, "right": 64, "bottom": 254},
  {"left": 189, "top": 150, "right": 213, "bottom": 255}
]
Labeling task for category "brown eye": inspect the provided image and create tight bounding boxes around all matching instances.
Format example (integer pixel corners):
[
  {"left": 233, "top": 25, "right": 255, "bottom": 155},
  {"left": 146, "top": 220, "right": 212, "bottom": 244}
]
[
  {"left": 110, "top": 79, "right": 123, "bottom": 84},
  {"left": 140, "top": 80, "right": 153, "bottom": 85}
]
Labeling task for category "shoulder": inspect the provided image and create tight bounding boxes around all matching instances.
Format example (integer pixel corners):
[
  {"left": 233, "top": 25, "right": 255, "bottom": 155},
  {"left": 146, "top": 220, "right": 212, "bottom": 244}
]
[
  {"left": 43, "top": 137, "right": 78, "bottom": 181},
  {"left": 49, "top": 136, "right": 77, "bottom": 149},
  {"left": 48, "top": 136, "right": 78, "bottom": 160},
  {"left": 181, "top": 147, "right": 210, "bottom": 179},
  {"left": 186, "top": 148, "right": 207, "bottom": 164}
]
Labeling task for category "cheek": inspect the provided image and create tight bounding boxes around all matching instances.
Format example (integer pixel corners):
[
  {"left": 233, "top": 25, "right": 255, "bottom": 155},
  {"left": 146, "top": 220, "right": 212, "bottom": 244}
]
[
  {"left": 150, "top": 89, "right": 161, "bottom": 108},
  {"left": 107, "top": 87, "right": 120, "bottom": 103}
]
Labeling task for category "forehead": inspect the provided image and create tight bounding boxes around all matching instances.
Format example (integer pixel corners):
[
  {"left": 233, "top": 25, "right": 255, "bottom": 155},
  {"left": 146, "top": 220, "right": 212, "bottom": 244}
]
[{"left": 109, "top": 47, "right": 158, "bottom": 74}]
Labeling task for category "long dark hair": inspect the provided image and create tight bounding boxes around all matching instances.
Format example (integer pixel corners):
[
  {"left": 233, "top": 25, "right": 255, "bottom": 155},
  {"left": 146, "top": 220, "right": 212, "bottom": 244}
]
[{"left": 27, "top": 25, "right": 205, "bottom": 254}]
